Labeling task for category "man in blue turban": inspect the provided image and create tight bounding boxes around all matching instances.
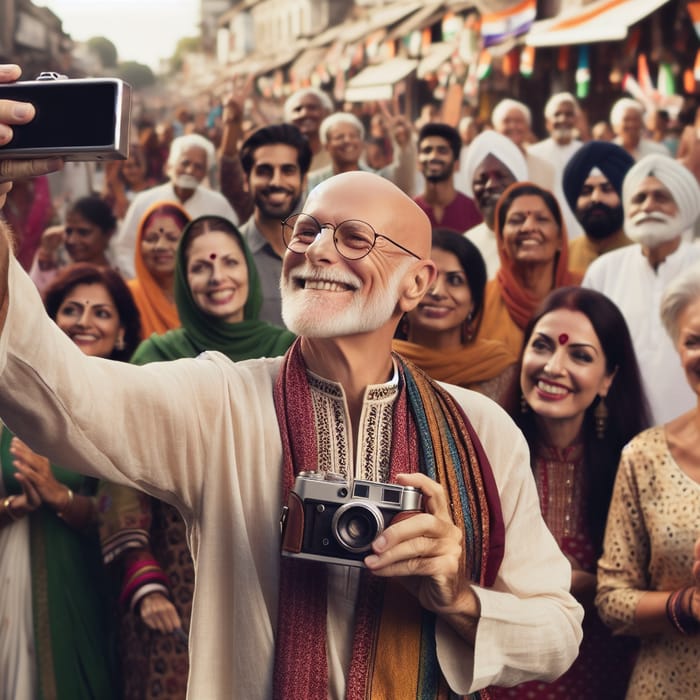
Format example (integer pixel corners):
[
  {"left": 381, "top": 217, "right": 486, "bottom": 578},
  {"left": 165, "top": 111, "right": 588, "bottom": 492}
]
[{"left": 563, "top": 140, "right": 635, "bottom": 274}]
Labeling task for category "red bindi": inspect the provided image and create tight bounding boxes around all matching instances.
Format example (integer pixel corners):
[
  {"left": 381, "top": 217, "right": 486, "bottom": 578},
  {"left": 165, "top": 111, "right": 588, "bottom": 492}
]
[
  {"left": 558, "top": 333, "right": 569, "bottom": 345},
  {"left": 209, "top": 253, "right": 217, "bottom": 260}
]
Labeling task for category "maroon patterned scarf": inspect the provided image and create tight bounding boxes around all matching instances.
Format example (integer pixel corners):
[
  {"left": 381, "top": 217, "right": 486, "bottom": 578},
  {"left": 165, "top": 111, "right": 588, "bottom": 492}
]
[{"left": 272, "top": 340, "right": 504, "bottom": 698}]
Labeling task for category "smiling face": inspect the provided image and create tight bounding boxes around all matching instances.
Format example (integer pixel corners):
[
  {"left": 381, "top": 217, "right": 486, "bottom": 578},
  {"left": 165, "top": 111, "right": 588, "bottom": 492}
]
[
  {"left": 675, "top": 296, "right": 700, "bottom": 396},
  {"left": 247, "top": 143, "right": 304, "bottom": 221},
  {"left": 141, "top": 214, "right": 184, "bottom": 279},
  {"left": 325, "top": 121, "right": 363, "bottom": 169},
  {"left": 501, "top": 194, "right": 561, "bottom": 265},
  {"left": 186, "top": 230, "right": 249, "bottom": 323},
  {"left": 55, "top": 282, "right": 123, "bottom": 358},
  {"left": 418, "top": 136, "right": 456, "bottom": 183},
  {"left": 472, "top": 154, "right": 517, "bottom": 228},
  {"left": 521, "top": 309, "right": 614, "bottom": 430},
  {"left": 64, "top": 211, "right": 110, "bottom": 264},
  {"left": 287, "top": 94, "right": 327, "bottom": 138},
  {"left": 280, "top": 173, "right": 433, "bottom": 339},
  {"left": 406, "top": 247, "right": 472, "bottom": 347},
  {"left": 498, "top": 108, "right": 529, "bottom": 147}
]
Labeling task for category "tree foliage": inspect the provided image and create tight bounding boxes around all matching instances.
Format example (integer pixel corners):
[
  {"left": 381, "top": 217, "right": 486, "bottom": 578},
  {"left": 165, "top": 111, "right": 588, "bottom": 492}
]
[
  {"left": 86, "top": 37, "right": 118, "bottom": 68},
  {"left": 117, "top": 62, "right": 156, "bottom": 89},
  {"left": 170, "top": 36, "right": 201, "bottom": 73}
]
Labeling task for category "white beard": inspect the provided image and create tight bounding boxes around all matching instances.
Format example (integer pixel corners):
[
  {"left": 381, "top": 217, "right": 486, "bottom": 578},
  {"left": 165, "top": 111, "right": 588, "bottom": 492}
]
[
  {"left": 281, "top": 259, "right": 411, "bottom": 338},
  {"left": 173, "top": 173, "right": 201, "bottom": 190},
  {"left": 624, "top": 211, "right": 684, "bottom": 247}
]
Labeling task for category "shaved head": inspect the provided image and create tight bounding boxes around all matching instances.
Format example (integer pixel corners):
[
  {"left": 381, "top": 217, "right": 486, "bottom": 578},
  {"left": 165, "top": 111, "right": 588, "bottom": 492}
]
[{"left": 305, "top": 171, "right": 432, "bottom": 260}]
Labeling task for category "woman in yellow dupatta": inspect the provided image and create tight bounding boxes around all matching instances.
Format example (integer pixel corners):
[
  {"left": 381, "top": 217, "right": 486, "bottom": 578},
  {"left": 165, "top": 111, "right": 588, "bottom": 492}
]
[
  {"left": 128, "top": 200, "right": 190, "bottom": 338},
  {"left": 393, "top": 228, "right": 517, "bottom": 408}
]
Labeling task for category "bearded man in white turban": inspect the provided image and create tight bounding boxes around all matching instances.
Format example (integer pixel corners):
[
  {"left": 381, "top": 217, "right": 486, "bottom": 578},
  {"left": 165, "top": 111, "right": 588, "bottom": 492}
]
[{"left": 583, "top": 155, "right": 700, "bottom": 423}]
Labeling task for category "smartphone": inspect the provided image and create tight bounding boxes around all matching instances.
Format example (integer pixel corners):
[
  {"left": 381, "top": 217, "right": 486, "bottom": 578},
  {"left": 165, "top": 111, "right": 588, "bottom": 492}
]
[{"left": 0, "top": 73, "right": 132, "bottom": 161}]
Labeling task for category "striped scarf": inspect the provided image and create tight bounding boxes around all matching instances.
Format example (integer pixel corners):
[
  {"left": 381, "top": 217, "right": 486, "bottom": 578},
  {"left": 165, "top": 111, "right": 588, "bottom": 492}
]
[{"left": 273, "top": 340, "right": 504, "bottom": 699}]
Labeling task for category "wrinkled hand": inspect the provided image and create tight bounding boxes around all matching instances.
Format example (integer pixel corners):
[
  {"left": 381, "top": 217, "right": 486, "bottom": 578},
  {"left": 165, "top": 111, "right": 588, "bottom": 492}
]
[
  {"left": 140, "top": 591, "right": 182, "bottom": 633},
  {"left": 10, "top": 436, "right": 68, "bottom": 511},
  {"left": 364, "top": 473, "right": 475, "bottom": 617},
  {"left": 0, "top": 64, "right": 63, "bottom": 209}
]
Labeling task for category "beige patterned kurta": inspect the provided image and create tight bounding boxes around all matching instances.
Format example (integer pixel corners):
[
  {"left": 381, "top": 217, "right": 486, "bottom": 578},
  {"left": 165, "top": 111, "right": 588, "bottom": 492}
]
[{"left": 596, "top": 426, "right": 700, "bottom": 699}]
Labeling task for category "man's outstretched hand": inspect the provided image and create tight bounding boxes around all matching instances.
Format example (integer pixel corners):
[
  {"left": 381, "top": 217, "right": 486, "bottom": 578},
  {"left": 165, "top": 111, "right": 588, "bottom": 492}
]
[{"left": 0, "top": 64, "right": 63, "bottom": 210}]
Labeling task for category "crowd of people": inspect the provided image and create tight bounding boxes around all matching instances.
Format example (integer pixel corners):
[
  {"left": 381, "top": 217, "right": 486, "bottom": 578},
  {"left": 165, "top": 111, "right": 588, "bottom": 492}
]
[{"left": 1, "top": 59, "right": 700, "bottom": 699}]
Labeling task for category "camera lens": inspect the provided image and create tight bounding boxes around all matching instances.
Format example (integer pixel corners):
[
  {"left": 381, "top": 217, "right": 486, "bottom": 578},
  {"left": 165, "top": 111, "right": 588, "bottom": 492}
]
[{"left": 331, "top": 502, "right": 384, "bottom": 553}]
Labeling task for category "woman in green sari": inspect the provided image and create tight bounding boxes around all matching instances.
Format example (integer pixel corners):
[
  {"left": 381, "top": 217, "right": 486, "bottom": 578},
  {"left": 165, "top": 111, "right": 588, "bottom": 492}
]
[
  {"left": 99, "top": 215, "right": 294, "bottom": 699},
  {"left": 0, "top": 263, "right": 142, "bottom": 700}
]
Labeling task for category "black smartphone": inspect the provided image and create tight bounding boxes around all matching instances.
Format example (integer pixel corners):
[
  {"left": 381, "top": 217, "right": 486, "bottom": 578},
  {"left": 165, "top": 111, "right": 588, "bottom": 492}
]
[{"left": 0, "top": 73, "right": 132, "bottom": 161}]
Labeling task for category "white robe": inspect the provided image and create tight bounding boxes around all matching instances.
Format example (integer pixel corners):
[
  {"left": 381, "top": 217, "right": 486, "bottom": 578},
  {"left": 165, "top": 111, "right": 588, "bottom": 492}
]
[
  {"left": 582, "top": 240, "right": 700, "bottom": 424},
  {"left": 0, "top": 257, "right": 583, "bottom": 699}
]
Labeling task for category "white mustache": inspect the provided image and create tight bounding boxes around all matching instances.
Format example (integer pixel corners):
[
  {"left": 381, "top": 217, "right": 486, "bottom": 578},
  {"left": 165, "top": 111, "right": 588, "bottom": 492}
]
[
  {"left": 629, "top": 211, "right": 675, "bottom": 226},
  {"left": 173, "top": 174, "right": 201, "bottom": 189}
]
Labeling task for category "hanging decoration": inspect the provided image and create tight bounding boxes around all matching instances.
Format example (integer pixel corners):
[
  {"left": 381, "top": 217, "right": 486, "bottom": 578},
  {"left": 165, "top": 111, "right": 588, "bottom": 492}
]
[
  {"left": 520, "top": 45, "right": 535, "bottom": 78},
  {"left": 637, "top": 54, "right": 658, "bottom": 102},
  {"left": 501, "top": 48, "right": 519, "bottom": 77},
  {"left": 557, "top": 46, "right": 570, "bottom": 73},
  {"left": 576, "top": 45, "right": 590, "bottom": 99},
  {"left": 688, "top": 2, "right": 700, "bottom": 40},
  {"left": 480, "top": 0, "right": 536, "bottom": 48},
  {"left": 657, "top": 63, "right": 676, "bottom": 97}
]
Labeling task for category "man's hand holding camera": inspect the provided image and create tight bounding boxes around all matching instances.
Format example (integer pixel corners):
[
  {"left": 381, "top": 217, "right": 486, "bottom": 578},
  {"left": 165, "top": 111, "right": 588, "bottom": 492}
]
[
  {"left": 364, "top": 472, "right": 480, "bottom": 643},
  {"left": 0, "top": 64, "right": 63, "bottom": 210}
]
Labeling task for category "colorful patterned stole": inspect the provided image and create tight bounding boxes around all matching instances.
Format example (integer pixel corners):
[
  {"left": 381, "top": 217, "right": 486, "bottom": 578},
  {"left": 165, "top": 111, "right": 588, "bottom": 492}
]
[{"left": 273, "top": 340, "right": 504, "bottom": 699}]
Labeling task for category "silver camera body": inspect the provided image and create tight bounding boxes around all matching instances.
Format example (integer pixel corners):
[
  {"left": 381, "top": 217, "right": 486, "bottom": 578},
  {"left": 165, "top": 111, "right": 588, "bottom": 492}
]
[
  {"left": 280, "top": 470, "right": 422, "bottom": 567},
  {"left": 0, "top": 72, "right": 131, "bottom": 161}
]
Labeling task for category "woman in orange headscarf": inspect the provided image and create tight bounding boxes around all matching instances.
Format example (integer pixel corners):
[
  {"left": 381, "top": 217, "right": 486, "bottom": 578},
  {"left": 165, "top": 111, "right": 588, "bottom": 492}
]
[
  {"left": 476, "top": 182, "right": 582, "bottom": 357},
  {"left": 128, "top": 201, "right": 191, "bottom": 338}
]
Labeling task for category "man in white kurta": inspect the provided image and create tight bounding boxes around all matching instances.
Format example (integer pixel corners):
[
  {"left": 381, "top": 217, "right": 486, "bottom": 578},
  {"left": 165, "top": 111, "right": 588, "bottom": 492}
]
[
  {"left": 583, "top": 155, "right": 700, "bottom": 424},
  {"left": 0, "top": 86, "right": 581, "bottom": 698}
]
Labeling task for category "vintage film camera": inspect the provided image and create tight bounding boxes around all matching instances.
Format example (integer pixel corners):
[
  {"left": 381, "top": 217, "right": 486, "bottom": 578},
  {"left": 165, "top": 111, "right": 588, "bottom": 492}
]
[
  {"left": 280, "top": 470, "right": 423, "bottom": 567},
  {"left": 0, "top": 72, "right": 131, "bottom": 161}
]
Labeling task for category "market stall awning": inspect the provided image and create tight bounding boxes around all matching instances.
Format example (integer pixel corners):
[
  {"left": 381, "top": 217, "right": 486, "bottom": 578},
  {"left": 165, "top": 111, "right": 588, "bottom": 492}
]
[
  {"left": 417, "top": 41, "right": 457, "bottom": 78},
  {"left": 526, "top": 0, "right": 671, "bottom": 47},
  {"left": 338, "top": 2, "right": 422, "bottom": 45},
  {"left": 344, "top": 58, "right": 418, "bottom": 102},
  {"left": 386, "top": 1, "right": 445, "bottom": 41}
]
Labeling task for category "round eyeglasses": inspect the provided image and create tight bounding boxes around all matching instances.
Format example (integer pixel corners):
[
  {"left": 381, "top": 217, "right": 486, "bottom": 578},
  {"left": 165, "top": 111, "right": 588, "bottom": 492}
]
[{"left": 281, "top": 212, "right": 421, "bottom": 261}]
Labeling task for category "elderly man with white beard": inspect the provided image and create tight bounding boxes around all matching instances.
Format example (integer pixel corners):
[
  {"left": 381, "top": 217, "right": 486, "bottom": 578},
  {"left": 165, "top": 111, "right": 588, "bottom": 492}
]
[
  {"left": 0, "top": 63, "right": 583, "bottom": 700},
  {"left": 582, "top": 154, "right": 700, "bottom": 423}
]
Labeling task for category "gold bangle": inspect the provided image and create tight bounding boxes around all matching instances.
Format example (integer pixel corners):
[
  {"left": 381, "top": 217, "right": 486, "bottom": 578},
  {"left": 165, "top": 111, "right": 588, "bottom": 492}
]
[
  {"left": 57, "top": 488, "right": 74, "bottom": 519},
  {"left": 2, "top": 495, "right": 19, "bottom": 521}
]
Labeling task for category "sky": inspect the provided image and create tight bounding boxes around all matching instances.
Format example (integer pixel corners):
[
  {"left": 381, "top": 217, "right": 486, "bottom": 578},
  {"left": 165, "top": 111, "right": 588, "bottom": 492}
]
[{"left": 42, "top": 0, "right": 201, "bottom": 70}]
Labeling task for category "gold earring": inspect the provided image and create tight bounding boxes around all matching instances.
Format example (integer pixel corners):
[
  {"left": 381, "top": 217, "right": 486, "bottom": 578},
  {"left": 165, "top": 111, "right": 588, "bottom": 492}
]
[
  {"left": 594, "top": 396, "right": 608, "bottom": 439},
  {"left": 115, "top": 334, "right": 126, "bottom": 352}
]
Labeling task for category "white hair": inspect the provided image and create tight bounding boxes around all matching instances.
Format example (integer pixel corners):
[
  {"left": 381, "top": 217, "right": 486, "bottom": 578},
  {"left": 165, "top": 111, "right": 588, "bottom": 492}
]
[
  {"left": 660, "top": 260, "right": 700, "bottom": 343},
  {"left": 491, "top": 99, "right": 531, "bottom": 129},
  {"left": 167, "top": 133, "right": 216, "bottom": 171},
  {"left": 283, "top": 87, "right": 334, "bottom": 122},
  {"left": 610, "top": 98, "right": 644, "bottom": 127},
  {"left": 319, "top": 112, "right": 365, "bottom": 145},
  {"left": 544, "top": 92, "right": 579, "bottom": 120}
]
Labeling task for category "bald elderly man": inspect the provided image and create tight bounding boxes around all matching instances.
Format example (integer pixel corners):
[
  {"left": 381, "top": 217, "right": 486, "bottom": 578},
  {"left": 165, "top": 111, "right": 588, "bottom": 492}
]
[
  {"left": 0, "top": 64, "right": 581, "bottom": 700},
  {"left": 583, "top": 154, "right": 700, "bottom": 423}
]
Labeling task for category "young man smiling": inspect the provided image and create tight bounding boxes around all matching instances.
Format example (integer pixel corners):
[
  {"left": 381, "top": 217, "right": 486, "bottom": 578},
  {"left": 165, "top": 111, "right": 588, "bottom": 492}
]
[
  {"left": 413, "top": 123, "right": 481, "bottom": 232},
  {"left": 0, "top": 64, "right": 583, "bottom": 700},
  {"left": 237, "top": 123, "right": 311, "bottom": 326}
]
